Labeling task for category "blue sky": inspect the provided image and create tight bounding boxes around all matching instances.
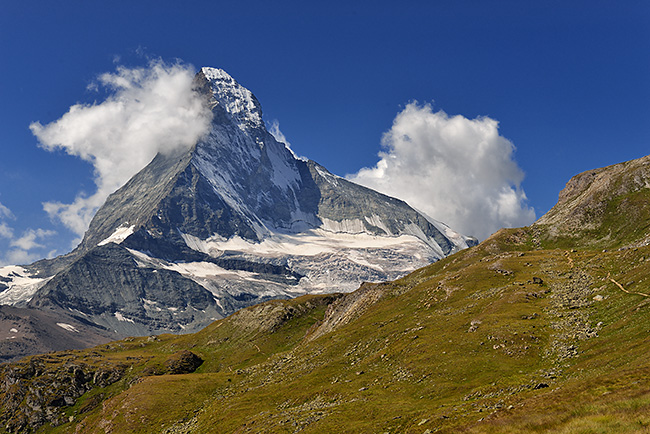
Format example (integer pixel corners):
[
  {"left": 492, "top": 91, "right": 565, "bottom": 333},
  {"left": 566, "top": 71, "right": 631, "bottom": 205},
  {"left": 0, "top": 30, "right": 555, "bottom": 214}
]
[{"left": 0, "top": 0, "right": 648, "bottom": 264}]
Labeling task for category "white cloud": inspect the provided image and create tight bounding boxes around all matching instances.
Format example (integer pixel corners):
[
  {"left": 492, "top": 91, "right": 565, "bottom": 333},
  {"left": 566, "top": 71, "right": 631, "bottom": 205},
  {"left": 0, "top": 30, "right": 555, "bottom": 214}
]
[
  {"left": 30, "top": 60, "right": 213, "bottom": 237},
  {"left": 4, "top": 249, "right": 43, "bottom": 266},
  {"left": 0, "top": 202, "right": 14, "bottom": 220},
  {"left": 10, "top": 228, "right": 56, "bottom": 251},
  {"left": 2, "top": 228, "right": 57, "bottom": 265},
  {"left": 0, "top": 201, "right": 57, "bottom": 265},
  {"left": 0, "top": 202, "right": 14, "bottom": 240},
  {"left": 268, "top": 119, "right": 292, "bottom": 148},
  {"left": 0, "top": 222, "right": 13, "bottom": 239},
  {"left": 348, "top": 102, "right": 535, "bottom": 240}
]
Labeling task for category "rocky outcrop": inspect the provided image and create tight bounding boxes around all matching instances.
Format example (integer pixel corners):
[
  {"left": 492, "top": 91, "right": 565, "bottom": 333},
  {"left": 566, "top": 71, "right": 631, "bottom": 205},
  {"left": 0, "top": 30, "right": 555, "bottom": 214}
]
[
  {"left": 229, "top": 294, "right": 342, "bottom": 335},
  {"left": 164, "top": 350, "right": 204, "bottom": 375},
  {"left": 307, "top": 282, "right": 391, "bottom": 341},
  {"left": 536, "top": 154, "right": 650, "bottom": 244},
  {"left": 0, "top": 355, "right": 128, "bottom": 432}
]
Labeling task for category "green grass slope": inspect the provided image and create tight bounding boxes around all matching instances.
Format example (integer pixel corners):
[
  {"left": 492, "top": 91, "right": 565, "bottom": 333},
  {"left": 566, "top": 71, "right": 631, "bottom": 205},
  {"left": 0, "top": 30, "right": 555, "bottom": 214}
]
[{"left": 2, "top": 155, "right": 650, "bottom": 434}]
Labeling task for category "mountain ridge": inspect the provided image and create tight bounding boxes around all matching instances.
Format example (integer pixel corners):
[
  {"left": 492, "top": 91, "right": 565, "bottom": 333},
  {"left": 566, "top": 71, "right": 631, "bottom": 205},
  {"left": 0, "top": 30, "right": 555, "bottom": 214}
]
[
  {"left": 0, "top": 67, "right": 475, "bottom": 361},
  {"left": 535, "top": 154, "right": 650, "bottom": 248}
]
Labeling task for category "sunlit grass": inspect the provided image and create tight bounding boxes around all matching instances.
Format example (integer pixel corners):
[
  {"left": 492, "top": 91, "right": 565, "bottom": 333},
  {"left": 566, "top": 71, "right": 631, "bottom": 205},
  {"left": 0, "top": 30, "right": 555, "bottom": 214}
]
[{"left": 8, "top": 189, "right": 650, "bottom": 433}]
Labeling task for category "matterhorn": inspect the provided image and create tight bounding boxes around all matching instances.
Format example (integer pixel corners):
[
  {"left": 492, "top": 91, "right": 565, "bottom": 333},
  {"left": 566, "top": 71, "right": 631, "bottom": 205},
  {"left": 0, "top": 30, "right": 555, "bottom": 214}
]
[{"left": 0, "top": 68, "right": 476, "bottom": 360}]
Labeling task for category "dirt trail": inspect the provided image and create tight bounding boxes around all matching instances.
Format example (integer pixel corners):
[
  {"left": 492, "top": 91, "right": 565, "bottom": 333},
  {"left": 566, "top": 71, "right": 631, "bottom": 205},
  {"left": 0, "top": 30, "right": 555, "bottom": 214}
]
[
  {"left": 564, "top": 251, "right": 575, "bottom": 268},
  {"left": 607, "top": 272, "right": 650, "bottom": 297}
]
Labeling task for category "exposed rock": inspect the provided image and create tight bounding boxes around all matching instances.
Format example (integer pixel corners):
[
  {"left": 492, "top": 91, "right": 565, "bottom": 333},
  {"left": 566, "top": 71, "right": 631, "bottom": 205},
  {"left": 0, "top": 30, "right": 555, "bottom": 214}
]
[
  {"left": 164, "top": 350, "right": 204, "bottom": 374},
  {"left": 0, "top": 356, "right": 129, "bottom": 433},
  {"left": 28, "top": 243, "right": 225, "bottom": 336},
  {"left": 230, "top": 294, "right": 341, "bottom": 335},
  {"left": 543, "top": 269, "right": 601, "bottom": 364},
  {"left": 307, "top": 282, "right": 391, "bottom": 341},
  {"left": 536, "top": 154, "right": 650, "bottom": 245}
]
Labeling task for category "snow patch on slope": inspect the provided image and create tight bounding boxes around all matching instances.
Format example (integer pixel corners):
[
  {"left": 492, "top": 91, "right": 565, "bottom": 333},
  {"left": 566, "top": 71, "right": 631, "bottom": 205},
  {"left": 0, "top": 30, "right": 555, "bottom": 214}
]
[
  {"left": 314, "top": 165, "right": 340, "bottom": 186},
  {"left": 320, "top": 218, "right": 368, "bottom": 235},
  {"left": 267, "top": 142, "right": 301, "bottom": 190},
  {"left": 363, "top": 215, "right": 392, "bottom": 234},
  {"left": 180, "top": 228, "right": 429, "bottom": 258},
  {"left": 114, "top": 312, "right": 135, "bottom": 323},
  {"left": 98, "top": 224, "right": 135, "bottom": 246},
  {"left": 128, "top": 249, "right": 296, "bottom": 301},
  {"left": 175, "top": 228, "right": 439, "bottom": 294},
  {"left": 56, "top": 323, "right": 79, "bottom": 333},
  {"left": 0, "top": 266, "right": 52, "bottom": 305}
]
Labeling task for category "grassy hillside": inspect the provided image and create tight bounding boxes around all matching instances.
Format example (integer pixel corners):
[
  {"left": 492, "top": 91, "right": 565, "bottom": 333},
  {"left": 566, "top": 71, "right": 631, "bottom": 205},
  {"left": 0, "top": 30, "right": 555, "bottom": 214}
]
[
  {"left": 3, "top": 234, "right": 650, "bottom": 433},
  {"left": 2, "top": 156, "right": 650, "bottom": 433}
]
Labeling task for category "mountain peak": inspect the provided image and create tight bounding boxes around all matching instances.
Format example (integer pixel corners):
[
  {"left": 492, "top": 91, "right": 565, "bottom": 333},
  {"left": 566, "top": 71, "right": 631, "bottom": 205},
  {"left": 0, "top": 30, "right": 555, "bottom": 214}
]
[
  {"left": 2, "top": 66, "right": 476, "bottom": 356},
  {"left": 197, "top": 67, "right": 263, "bottom": 131}
]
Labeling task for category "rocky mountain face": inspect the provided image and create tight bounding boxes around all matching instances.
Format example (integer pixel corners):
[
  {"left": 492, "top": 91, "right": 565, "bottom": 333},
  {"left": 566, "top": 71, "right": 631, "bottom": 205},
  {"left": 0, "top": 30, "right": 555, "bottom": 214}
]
[
  {"left": 2, "top": 154, "right": 650, "bottom": 433},
  {"left": 535, "top": 154, "right": 650, "bottom": 248},
  {"left": 0, "top": 67, "right": 475, "bottom": 359}
]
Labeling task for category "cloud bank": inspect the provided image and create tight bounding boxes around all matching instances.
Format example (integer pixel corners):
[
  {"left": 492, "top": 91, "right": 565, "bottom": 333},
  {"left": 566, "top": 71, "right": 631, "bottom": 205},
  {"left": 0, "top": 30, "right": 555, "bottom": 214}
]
[
  {"left": 30, "top": 60, "right": 213, "bottom": 238},
  {"left": 348, "top": 102, "right": 535, "bottom": 240}
]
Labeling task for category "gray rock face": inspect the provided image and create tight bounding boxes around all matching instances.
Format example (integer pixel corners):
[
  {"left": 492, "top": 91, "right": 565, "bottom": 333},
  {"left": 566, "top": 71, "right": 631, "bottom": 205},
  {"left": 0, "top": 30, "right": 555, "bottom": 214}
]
[
  {"left": 76, "top": 68, "right": 472, "bottom": 259},
  {"left": 0, "top": 352, "right": 128, "bottom": 431},
  {"left": 4, "top": 67, "right": 476, "bottom": 353},
  {"left": 29, "top": 243, "right": 225, "bottom": 336}
]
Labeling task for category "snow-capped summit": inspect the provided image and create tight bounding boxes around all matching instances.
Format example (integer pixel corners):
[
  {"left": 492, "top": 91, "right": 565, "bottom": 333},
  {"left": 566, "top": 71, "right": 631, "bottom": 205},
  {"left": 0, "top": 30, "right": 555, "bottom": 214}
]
[
  {"left": 191, "top": 67, "right": 307, "bottom": 239},
  {"left": 5, "top": 67, "right": 477, "bottom": 347},
  {"left": 198, "top": 67, "right": 264, "bottom": 132}
]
